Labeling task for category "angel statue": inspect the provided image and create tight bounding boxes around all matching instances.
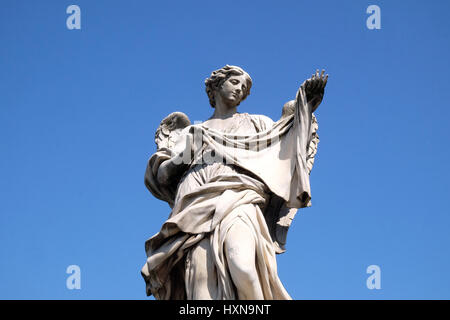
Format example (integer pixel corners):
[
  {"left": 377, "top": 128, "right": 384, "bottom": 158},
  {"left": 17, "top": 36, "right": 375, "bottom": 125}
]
[{"left": 141, "top": 65, "right": 328, "bottom": 300}]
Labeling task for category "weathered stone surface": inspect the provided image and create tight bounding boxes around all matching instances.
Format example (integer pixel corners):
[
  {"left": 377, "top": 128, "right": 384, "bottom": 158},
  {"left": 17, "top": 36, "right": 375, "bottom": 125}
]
[{"left": 141, "top": 65, "right": 328, "bottom": 300}]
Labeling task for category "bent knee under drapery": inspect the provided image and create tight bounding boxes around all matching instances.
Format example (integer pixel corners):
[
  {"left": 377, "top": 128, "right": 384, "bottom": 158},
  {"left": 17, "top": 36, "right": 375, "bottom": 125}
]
[{"left": 185, "top": 202, "right": 283, "bottom": 300}]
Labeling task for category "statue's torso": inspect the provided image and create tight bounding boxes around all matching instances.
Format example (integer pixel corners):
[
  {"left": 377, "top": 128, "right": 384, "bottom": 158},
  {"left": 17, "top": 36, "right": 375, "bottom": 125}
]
[
  {"left": 201, "top": 112, "right": 259, "bottom": 134},
  {"left": 173, "top": 113, "right": 273, "bottom": 205}
]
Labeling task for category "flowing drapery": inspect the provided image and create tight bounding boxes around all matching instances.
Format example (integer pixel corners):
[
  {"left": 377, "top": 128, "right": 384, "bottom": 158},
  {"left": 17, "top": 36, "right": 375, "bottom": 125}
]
[{"left": 141, "top": 85, "right": 315, "bottom": 299}]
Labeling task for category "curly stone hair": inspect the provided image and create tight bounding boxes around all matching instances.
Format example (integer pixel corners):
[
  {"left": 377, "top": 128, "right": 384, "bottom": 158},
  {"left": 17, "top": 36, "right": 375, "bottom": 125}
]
[{"left": 204, "top": 65, "right": 253, "bottom": 108}]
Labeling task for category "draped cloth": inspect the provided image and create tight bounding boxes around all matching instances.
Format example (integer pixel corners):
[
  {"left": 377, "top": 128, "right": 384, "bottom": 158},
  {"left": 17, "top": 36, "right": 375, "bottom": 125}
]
[{"left": 141, "top": 85, "right": 316, "bottom": 299}]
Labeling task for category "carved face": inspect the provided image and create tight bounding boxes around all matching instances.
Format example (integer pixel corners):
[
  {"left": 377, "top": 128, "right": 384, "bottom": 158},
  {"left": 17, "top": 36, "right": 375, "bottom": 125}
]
[{"left": 218, "top": 74, "right": 248, "bottom": 108}]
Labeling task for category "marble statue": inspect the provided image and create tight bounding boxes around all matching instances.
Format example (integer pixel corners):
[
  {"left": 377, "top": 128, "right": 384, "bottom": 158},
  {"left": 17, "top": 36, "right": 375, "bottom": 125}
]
[{"left": 141, "top": 65, "right": 328, "bottom": 300}]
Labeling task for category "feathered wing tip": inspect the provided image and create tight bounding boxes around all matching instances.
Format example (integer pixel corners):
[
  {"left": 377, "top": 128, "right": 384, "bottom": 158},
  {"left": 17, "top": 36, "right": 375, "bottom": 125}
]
[
  {"left": 281, "top": 100, "right": 296, "bottom": 119},
  {"left": 154, "top": 112, "right": 191, "bottom": 150},
  {"left": 306, "top": 114, "right": 319, "bottom": 174}
]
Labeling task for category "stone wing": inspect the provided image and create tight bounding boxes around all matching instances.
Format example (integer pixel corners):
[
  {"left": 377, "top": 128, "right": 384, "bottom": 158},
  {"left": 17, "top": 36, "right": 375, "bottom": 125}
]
[{"left": 154, "top": 112, "right": 191, "bottom": 150}]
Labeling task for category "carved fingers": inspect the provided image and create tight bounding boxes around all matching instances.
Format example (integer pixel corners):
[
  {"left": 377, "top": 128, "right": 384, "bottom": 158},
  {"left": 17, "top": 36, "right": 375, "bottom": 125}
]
[
  {"left": 305, "top": 69, "right": 328, "bottom": 96},
  {"left": 311, "top": 69, "right": 328, "bottom": 91},
  {"left": 303, "top": 69, "right": 328, "bottom": 112},
  {"left": 319, "top": 70, "right": 328, "bottom": 91}
]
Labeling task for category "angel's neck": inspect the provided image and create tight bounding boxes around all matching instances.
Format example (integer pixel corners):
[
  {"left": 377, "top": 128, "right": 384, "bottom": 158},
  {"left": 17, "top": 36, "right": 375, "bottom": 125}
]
[{"left": 211, "top": 102, "right": 237, "bottom": 119}]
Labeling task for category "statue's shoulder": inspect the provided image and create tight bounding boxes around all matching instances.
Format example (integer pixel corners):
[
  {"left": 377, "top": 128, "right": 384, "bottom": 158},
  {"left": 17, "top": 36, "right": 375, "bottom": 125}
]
[{"left": 247, "top": 113, "right": 275, "bottom": 131}]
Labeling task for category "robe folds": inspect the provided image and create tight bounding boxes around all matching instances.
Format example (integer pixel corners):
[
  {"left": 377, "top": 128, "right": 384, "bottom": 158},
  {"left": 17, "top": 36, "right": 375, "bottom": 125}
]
[{"left": 142, "top": 86, "right": 317, "bottom": 299}]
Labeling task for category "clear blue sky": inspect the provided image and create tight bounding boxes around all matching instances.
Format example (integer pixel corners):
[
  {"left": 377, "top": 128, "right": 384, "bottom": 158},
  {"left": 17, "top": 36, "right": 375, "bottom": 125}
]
[{"left": 1, "top": 0, "right": 449, "bottom": 299}]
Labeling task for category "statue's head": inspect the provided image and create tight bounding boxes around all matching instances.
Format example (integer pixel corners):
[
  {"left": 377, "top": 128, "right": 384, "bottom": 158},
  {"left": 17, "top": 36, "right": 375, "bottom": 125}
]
[{"left": 205, "top": 65, "right": 252, "bottom": 108}]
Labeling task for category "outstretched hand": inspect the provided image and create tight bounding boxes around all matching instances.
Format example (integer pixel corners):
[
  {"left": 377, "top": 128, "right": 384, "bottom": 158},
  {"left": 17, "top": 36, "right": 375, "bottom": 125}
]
[{"left": 304, "top": 69, "right": 328, "bottom": 112}]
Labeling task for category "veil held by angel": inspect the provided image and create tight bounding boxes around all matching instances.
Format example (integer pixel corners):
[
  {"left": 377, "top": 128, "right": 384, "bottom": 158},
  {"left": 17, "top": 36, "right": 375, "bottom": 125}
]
[{"left": 141, "top": 65, "right": 328, "bottom": 300}]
